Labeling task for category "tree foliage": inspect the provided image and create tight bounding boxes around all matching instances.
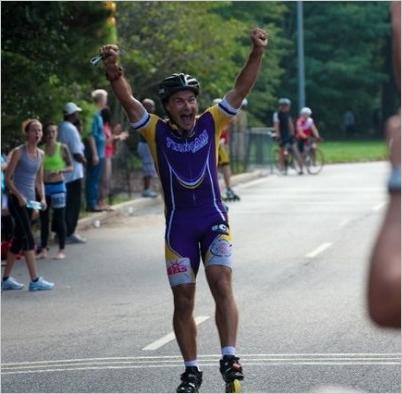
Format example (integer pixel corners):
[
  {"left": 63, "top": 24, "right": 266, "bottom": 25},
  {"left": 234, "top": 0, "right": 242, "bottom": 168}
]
[
  {"left": 278, "top": 1, "right": 394, "bottom": 136},
  {"left": 1, "top": 1, "right": 111, "bottom": 146},
  {"left": 1, "top": 1, "right": 397, "bottom": 147}
]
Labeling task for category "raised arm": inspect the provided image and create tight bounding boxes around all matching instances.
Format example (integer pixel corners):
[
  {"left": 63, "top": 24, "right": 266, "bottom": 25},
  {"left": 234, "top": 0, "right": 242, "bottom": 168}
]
[
  {"left": 225, "top": 28, "right": 268, "bottom": 109},
  {"left": 100, "top": 45, "right": 146, "bottom": 123}
]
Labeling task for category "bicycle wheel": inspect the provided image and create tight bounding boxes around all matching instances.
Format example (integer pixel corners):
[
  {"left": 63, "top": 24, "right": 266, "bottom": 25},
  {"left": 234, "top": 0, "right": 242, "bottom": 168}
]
[
  {"left": 305, "top": 148, "right": 324, "bottom": 175},
  {"left": 272, "top": 147, "right": 284, "bottom": 174}
]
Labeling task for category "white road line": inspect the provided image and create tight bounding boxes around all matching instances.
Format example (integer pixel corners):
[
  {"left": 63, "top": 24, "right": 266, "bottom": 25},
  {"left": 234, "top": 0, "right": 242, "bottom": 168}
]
[
  {"left": 372, "top": 202, "right": 386, "bottom": 211},
  {"left": 3, "top": 353, "right": 399, "bottom": 367},
  {"left": 142, "top": 316, "right": 210, "bottom": 351},
  {"left": 2, "top": 360, "right": 400, "bottom": 375},
  {"left": 306, "top": 242, "right": 333, "bottom": 258}
]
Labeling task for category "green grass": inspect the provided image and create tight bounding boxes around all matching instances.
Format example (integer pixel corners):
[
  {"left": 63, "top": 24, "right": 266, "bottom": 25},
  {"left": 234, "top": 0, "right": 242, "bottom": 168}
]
[{"left": 320, "top": 140, "right": 388, "bottom": 164}]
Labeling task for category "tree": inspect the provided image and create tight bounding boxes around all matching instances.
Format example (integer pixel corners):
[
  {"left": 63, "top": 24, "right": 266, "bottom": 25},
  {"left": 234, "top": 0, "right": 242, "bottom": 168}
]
[
  {"left": 278, "top": 1, "right": 393, "bottom": 138},
  {"left": 1, "top": 1, "right": 111, "bottom": 147}
]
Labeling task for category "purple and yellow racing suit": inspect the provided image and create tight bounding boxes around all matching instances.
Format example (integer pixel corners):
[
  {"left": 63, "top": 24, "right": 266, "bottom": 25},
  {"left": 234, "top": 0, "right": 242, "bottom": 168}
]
[{"left": 131, "top": 98, "right": 239, "bottom": 287}]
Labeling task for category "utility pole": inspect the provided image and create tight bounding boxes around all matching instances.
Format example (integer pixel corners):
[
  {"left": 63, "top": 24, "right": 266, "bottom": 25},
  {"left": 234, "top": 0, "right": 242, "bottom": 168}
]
[{"left": 297, "top": 1, "right": 306, "bottom": 111}]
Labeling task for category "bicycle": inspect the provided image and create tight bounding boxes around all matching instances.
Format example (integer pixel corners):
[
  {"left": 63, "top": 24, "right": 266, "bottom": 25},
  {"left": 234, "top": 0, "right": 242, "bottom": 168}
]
[
  {"left": 271, "top": 138, "right": 302, "bottom": 175},
  {"left": 301, "top": 137, "right": 325, "bottom": 175}
]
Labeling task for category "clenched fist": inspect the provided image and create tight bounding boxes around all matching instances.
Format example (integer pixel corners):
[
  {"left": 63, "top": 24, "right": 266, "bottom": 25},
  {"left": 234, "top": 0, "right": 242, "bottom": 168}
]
[
  {"left": 251, "top": 28, "right": 268, "bottom": 49},
  {"left": 100, "top": 44, "right": 120, "bottom": 66},
  {"left": 100, "top": 44, "right": 123, "bottom": 81}
]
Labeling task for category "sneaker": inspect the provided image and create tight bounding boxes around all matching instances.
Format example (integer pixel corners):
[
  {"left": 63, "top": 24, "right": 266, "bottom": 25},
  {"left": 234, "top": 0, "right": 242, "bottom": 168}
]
[
  {"left": 2, "top": 277, "right": 24, "bottom": 291},
  {"left": 142, "top": 189, "right": 158, "bottom": 198},
  {"left": 176, "top": 367, "right": 203, "bottom": 393},
  {"left": 53, "top": 251, "right": 66, "bottom": 260},
  {"left": 29, "top": 277, "right": 54, "bottom": 291},
  {"left": 66, "top": 234, "right": 86, "bottom": 244}
]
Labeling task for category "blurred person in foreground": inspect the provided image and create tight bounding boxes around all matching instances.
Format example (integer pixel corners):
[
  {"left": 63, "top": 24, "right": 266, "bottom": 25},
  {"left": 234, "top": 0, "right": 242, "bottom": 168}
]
[{"left": 367, "top": 0, "right": 401, "bottom": 329}]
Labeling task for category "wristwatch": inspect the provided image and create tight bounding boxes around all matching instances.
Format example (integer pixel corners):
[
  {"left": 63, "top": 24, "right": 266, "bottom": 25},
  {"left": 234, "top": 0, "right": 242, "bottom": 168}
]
[{"left": 388, "top": 166, "right": 401, "bottom": 193}]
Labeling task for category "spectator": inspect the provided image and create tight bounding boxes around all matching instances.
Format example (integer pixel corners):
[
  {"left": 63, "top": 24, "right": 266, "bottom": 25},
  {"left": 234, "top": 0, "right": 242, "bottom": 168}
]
[
  {"left": 98, "top": 107, "right": 128, "bottom": 209},
  {"left": 2, "top": 119, "right": 54, "bottom": 291},
  {"left": 342, "top": 110, "right": 356, "bottom": 138},
  {"left": 138, "top": 98, "right": 158, "bottom": 198},
  {"left": 58, "top": 102, "right": 87, "bottom": 244},
  {"left": 1, "top": 152, "right": 14, "bottom": 262},
  {"left": 86, "top": 89, "right": 107, "bottom": 212},
  {"left": 37, "top": 123, "right": 73, "bottom": 260}
]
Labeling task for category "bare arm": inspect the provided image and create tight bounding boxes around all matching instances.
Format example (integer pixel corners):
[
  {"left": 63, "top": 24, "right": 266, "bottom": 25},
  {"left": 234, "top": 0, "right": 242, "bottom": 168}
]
[
  {"left": 62, "top": 144, "right": 73, "bottom": 173},
  {"left": 5, "top": 148, "right": 26, "bottom": 206},
  {"left": 35, "top": 159, "right": 46, "bottom": 206},
  {"left": 87, "top": 135, "right": 99, "bottom": 165},
  {"left": 225, "top": 28, "right": 268, "bottom": 109},
  {"left": 100, "top": 45, "right": 146, "bottom": 123}
]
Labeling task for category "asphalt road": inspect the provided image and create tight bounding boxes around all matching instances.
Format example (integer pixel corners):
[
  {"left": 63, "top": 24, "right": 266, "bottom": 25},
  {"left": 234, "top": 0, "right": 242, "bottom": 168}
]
[{"left": 1, "top": 162, "right": 400, "bottom": 393}]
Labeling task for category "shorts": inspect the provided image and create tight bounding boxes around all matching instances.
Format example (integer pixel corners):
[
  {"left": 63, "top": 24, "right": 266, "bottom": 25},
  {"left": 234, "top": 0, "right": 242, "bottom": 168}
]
[
  {"left": 165, "top": 209, "right": 233, "bottom": 287},
  {"left": 279, "top": 137, "right": 296, "bottom": 148},
  {"left": 45, "top": 181, "right": 67, "bottom": 209},
  {"left": 137, "top": 142, "right": 157, "bottom": 177},
  {"left": 218, "top": 143, "right": 230, "bottom": 167}
]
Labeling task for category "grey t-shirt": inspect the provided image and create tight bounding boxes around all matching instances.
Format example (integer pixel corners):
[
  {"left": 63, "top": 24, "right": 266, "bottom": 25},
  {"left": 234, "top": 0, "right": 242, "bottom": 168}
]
[{"left": 58, "top": 121, "right": 84, "bottom": 183}]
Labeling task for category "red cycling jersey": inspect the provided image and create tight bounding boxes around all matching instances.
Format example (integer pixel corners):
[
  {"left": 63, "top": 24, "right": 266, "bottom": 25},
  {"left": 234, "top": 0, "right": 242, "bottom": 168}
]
[{"left": 296, "top": 116, "right": 315, "bottom": 139}]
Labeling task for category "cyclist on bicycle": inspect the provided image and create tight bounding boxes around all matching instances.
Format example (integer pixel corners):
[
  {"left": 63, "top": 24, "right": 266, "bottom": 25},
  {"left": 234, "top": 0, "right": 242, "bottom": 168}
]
[
  {"left": 273, "top": 98, "right": 304, "bottom": 175},
  {"left": 295, "top": 107, "right": 321, "bottom": 155}
]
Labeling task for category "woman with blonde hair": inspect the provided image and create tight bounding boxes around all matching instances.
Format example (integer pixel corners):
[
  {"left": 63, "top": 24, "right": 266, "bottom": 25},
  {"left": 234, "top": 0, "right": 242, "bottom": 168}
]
[{"left": 2, "top": 119, "right": 54, "bottom": 291}]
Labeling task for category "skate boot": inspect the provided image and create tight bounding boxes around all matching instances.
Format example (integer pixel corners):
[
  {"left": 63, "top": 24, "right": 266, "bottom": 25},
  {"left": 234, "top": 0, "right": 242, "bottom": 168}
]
[
  {"left": 223, "top": 188, "right": 240, "bottom": 202},
  {"left": 176, "top": 367, "right": 203, "bottom": 393},
  {"left": 220, "top": 355, "right": 244, "bottom": 393}
]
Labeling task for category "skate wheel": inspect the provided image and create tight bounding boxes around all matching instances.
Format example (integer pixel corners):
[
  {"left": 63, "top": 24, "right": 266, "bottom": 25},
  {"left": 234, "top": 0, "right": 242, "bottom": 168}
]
[{"left": 225, "top": 379, "right": 241, "bottom": 393}]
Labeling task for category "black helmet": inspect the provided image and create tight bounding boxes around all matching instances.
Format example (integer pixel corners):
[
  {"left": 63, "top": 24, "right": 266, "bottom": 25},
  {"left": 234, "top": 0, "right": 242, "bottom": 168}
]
[{"left": 158, "top": 73, "right": 200, "bottom": 102}]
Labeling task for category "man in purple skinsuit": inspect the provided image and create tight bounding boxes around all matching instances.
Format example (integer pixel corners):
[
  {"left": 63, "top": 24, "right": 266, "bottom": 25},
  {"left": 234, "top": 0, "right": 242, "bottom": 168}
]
[{"left": 100, "top": 28, "right": 268, "bottom": 393}]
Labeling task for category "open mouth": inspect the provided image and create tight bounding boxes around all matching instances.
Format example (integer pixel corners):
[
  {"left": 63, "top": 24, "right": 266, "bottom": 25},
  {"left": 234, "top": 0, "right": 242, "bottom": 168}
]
[{"left": 180, "top": 114, "right": 194, "bottom": 124}]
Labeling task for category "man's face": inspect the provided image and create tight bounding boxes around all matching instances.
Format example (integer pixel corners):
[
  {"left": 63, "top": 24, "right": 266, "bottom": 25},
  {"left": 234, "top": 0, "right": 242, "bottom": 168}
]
[
  {"left": 279, "top": 104, "right": 290, "bottom": 112},
  {"left": 165, "top": 90, "right": 198, "bottom": 132}
]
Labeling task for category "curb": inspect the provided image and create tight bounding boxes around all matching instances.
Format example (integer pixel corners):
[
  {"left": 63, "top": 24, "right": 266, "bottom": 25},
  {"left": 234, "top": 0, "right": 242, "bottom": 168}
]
[{"left": 76, "top": 169, "right": 270, "bottom": 232}]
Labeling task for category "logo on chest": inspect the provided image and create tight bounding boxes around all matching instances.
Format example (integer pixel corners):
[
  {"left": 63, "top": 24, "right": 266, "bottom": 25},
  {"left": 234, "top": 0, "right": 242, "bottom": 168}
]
[{"left": 166, "top": 130, "right": 209, "bottom": 154}]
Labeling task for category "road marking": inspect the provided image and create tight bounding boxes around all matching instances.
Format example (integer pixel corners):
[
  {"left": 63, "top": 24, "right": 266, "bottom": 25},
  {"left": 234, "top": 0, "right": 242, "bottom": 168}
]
[
  {"left": 142, "top": 316, "right": 209, "bottom": 351},
  {"left": 306, "top": 242, "right": 333, "bottom": 258},
  {"left": 372, "top": 202, "right": 386, "bottom": 211},
  {"left": 2, "top": 353, "right": 400, "bottom": 375}
]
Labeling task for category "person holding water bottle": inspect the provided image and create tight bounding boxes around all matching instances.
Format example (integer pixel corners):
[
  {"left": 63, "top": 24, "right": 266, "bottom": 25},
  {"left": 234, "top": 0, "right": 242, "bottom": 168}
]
[
  {"left": 2, "top": 119, "right": 55, "bottom": 291},
  {"left": 36, "top": 123, "right": 73, "bottom": 260}
]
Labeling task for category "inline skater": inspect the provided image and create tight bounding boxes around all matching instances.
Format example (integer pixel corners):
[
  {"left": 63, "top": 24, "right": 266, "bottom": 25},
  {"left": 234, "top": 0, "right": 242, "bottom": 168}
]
[
  {"left": 213, "top": 98, "right": 241, "bottom": 203},
  {"left": 99, "top": 27, "right": 268, "bottom": 393}
]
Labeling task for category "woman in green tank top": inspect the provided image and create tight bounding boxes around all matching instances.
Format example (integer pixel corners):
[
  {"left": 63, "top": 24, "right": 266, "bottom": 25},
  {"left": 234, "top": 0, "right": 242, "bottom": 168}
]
[{"left": 37, "top": 123, "right": 73, "bottom": 260}]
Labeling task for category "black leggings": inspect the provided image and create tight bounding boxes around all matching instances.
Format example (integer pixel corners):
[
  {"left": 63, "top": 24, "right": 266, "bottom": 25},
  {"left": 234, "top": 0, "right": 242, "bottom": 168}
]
[
  {"left": 40, "top": 195, "right": 66, "bottom": 250},
  {"left": 8, "top": 194, "right": 35, "bottom": 253}
]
